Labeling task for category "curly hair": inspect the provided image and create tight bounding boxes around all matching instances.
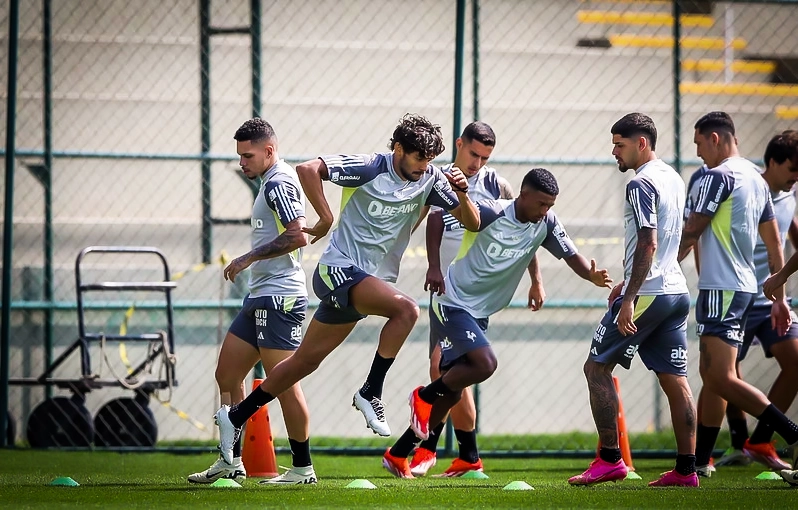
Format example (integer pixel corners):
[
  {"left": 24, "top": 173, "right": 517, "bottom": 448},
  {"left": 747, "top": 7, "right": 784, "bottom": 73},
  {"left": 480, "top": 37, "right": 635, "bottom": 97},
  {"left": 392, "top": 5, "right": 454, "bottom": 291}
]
[
  {"left": 611, "top": 112, "right": 657, "bottom": 151},
  {"left": 234, "top": 118, "right": 276, "bottom": 142},
  {"left": 521, "top": 168, "right": 559, "bottom": 196},
  {"left": 388, "top": 113, "right": 445, "bottom": 160},
  {"left": 764, "top": 130, "right": 798, "bottom": 167}
]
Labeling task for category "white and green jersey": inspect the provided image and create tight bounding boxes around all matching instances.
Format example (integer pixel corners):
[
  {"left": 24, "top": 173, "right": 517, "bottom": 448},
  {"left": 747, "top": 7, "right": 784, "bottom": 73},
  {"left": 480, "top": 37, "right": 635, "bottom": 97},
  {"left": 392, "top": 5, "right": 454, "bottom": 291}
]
[
  {"left": 319, "top": 152, "right": 460, "bottom": 277},
  {"left": 752, "top": 188, "right": 795, "bottom": 307},
  {"left": 437, "top": 199, "right": 577, "bottom": 318},
  {"left": 622, "top": 159, "right": 688, "bottom": 296},
  {"left": 249, "top": 159, "right": 307, "bottom": 298},
  {"left": 692, "top": 156, "right": 774, "bottom": 292}
]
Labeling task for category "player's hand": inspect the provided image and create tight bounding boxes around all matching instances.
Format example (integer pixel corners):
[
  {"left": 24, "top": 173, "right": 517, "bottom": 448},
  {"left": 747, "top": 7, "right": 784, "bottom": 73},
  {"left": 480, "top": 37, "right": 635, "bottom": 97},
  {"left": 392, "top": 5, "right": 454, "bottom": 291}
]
[
  {"left": 589, "top": 259, "right": 613, "bottom": 289},
  {"left": 223, "top": 254, "right": 252, "bottom": 283},
  {"left": 528, "top": 281, "right": 546, "bottom": 311},
  {"left": 302, "top": 217, "right": 333, "bottom": 244},
  {"left": 608, "top": 282, "right": 624, "bottom": 307},
  {"left": 615, "top": 299, "right": 637, "bottom": 336},
  {"left": 424, "top": 267, "right": 446, "bottom": 295},
  {"left": 763, "top": 272, "right": 786, "bottom": 301},
  {"left": 770, "top": 299, "right": 792, "bottom": 337},
  {"left": 445, "top": 166, "right": 469, "bottom": 192}
]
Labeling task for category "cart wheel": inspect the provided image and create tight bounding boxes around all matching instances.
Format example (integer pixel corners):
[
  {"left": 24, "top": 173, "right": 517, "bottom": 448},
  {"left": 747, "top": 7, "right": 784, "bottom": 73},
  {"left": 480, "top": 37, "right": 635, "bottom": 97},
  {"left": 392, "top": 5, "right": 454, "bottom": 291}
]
[
  {"left": 26, "top": 396, "right": 94, "bottom": 447},
  {"left": 94, "top": 397, "right": 157, "bottom": 447},
  {"left": 5, "top": 410, "right": 15, "bottom": 446}
]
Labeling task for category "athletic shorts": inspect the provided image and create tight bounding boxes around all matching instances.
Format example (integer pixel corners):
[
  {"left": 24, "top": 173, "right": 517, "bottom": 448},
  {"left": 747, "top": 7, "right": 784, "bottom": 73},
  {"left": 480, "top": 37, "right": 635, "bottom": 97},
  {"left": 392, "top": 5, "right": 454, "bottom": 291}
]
[
  {"left": 739, "top": 304, "right": 798, "bottom": 361},
  {"left": 228, "top": 294, "right": 306, "bottom": 350},
  {"left": 311, "top": 263, "right": 370, "bottom": 324},
  {"left": 695, "top": 290, "right": 755, "bottom": 347},
  {"left": 429, "top": 297, "right": 490, "bottom": 371},
  {"left": 589, "top": 293, "right": 690, "bottom": 375}
]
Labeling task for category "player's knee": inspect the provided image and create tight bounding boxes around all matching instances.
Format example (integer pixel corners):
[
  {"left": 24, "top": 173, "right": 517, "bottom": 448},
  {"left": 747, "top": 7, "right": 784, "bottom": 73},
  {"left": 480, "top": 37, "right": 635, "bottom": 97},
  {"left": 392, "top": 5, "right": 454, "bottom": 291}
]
[
  {"left": 214, "top": 369, "right": 241, "bottom": 393},
  {"left": 473, "top": 351, "right": 498, "bottom": 382},
  {"left": 583, "top": 359, "right": 610, "bottom": 383}
]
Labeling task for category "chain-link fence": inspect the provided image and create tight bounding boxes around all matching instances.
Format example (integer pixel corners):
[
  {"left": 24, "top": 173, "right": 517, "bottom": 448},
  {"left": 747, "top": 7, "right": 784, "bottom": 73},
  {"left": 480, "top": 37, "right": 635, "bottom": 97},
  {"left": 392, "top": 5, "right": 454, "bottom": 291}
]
[{"left": 2, "top": 0, "right": 798, "bottom": 453}]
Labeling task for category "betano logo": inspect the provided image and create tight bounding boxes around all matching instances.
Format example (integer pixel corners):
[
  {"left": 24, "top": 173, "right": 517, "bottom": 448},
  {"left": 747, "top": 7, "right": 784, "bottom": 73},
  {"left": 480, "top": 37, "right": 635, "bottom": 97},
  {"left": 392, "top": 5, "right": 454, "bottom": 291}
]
[
  {"left": 367, "top": 200, "right": 419, "bottom": 218},
  {"left": 486, "top": 242, "right": 534, "bottom": 259}
]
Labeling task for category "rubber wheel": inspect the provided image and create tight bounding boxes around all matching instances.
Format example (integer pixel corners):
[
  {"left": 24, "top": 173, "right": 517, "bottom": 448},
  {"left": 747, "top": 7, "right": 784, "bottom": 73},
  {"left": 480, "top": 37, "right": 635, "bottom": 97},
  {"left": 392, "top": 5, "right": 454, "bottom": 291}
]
[
  {"left": 94, "top": 397, "right": 157, "bottom": 447},
  {"left": 26, "top": 396, "right": 94, "bottom": 447}
]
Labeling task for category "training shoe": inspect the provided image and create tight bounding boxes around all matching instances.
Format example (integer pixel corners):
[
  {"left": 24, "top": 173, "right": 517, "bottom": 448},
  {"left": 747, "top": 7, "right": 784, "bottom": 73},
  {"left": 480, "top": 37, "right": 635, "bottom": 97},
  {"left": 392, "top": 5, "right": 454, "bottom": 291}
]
[
  {"left": 352, "top": 391, "right": 391, "bottom": 437},
  {"left": 696, "top": 463, "right": 715, "bottom": 478},
  {"left": 187, "top": 456, "right": 246, "bottom": 484},
  {"left": 714, "top": 447, "right": 752, "bottom": 467},
  {"left": 434, "top": 457, "right": 484, "bottom": 478},
  {"left": 568, "top": 458, "right": 628, "bottom": 486},
  {"left": 409, "top": 447, "right": 437, "bottom": 477},
  {"left": 743, "top": 439, "right": 791, "bottom": 471},
  {"left": 648, "top": 469, "right": 699, "bottom": 487},
  {"left": 214, "top": 405, "right": 241, "bottom": 464},
  {"left": 409, "top": 386, "right": 432, "bottom": 440},
  {"left": 259, "top": 466, "right": 317, "bottom": 485},
  {"left": 382, "top": 448, "right": 414, "bottom": 478},
  {"left": 780, "top": 469, "right": 798, "bottom": 486}
]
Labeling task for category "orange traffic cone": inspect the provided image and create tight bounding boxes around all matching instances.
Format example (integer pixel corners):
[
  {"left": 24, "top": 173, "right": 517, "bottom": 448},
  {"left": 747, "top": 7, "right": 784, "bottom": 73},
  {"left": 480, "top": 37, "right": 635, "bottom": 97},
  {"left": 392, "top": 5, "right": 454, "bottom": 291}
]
[
  {"left": 596, "top": 376, "right": 635, "bottom": 471},
  {"left": 241, "top": 378, "right": 279, "bottom": 477}
]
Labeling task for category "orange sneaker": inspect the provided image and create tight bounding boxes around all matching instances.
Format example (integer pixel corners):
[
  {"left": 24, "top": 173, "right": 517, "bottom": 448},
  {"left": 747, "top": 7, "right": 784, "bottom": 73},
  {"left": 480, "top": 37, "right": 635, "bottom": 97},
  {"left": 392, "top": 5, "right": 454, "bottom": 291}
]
[
  {"left": 409, "top": 386, "right": 432, "bottom": 440},
  {"left": 382, "top": 448, "right": 414, "bottom": 479},
  {"left": 434, "top": 458, "right": 484, "bottom": 478},
  {"left": 409, "top": 447, "right": 437, "bottom": 477},
  {"left": 743, "top": 439, "right": 791, "bottom": 471}
]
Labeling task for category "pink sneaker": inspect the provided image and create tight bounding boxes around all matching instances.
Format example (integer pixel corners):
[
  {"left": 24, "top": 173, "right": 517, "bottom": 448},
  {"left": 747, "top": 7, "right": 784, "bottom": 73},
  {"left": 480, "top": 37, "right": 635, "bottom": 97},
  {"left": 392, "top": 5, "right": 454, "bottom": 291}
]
[
  {"left": 568, "top": 458, "right": 628, "bottom": 486},
  {"left": 648, "top": 469, "right": 699, "bottom": 487}
]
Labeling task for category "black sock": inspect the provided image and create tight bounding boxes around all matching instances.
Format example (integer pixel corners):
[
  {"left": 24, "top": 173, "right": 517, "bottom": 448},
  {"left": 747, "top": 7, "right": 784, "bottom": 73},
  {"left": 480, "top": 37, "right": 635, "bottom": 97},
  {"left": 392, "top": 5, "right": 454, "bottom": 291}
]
[
  {"left": 757, "top": 404, "right": 798, "bottom": 445},
  {"left": 418, "top": 422, "right": 445, "bottom": 452},
  {"left": 696, "top": 424, "right": 721, "bottom": 466},
  {"left": 455, "top": 429, "right": 479, "bottom": 463},
  {"left": 232, "top": 434, "right": 242, "bottom": 458},
  {"left": 728, "top": 418, "right": 749, "bottom": 449},
  {"left": 228, "top": 386, "right": 275, "bottom": 428},
  {"left": 749, "top": 420, "right": 775, "bottom": 445},
  {"left": 675, "top": 454, "right": 697, "bottom": 476},
  {"left": 359, "top": 353, "right": 395, "bottom": 400},
  {"left": 289, "top": 438, "right": 312, "bottom": 468},
  {"left": 390, "top": 428, "right": 422, "bottom": 458},
  {"left": 599, "top": 447, "right": 622, "bottom": 464},
  {"left": 418, "top": 378, "right": 452, "bottom": 404}
]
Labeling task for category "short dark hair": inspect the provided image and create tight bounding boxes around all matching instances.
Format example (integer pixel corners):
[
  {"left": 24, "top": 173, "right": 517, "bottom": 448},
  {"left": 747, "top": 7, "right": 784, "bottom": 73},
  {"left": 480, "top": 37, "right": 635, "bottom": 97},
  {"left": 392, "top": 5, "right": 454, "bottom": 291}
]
[
  {"left": 388, "top": 113, "right": 445, "bottom": 159},
  {"left": 461, "top": 121, "right": 496, "bottom": 147},
  {"left": 694, "top": 111, "right": 735, "bottom": 139},
  {"left": 521, "top": 168, "right": 559, "bottom": 196},
  {"left": 611, "top": 113, "right": 657, "bottom": 151},
  {"left": 764, "top": 130, "right": 798, "bottom": 167},
  {"left": 234, "top": 118, "right": 276, "bottom": 142}
]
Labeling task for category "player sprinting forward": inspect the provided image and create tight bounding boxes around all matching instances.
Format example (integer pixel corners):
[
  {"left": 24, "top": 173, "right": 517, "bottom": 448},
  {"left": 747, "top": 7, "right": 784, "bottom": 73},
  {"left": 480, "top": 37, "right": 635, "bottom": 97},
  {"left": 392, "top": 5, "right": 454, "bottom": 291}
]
[
  {"left": 212, "top": 114, "right": 479, "bottom": 464},
  {"left": 187, "top": 118, "right": 316, "bottom": 485},
  {"left": 694, "top": 131, "right": 798, "bottom": 472},
  {"left": 410, "top": 121, "right": 514, "bottom": 477},
  {"left": 569, "top": 113, "right": 698, "bottom": 488},
  {"left": 679, "top": 112, "right": 798, "bottom": 484},
  {"left": 382, "top": 168, "right": 613, "bottom": 478}
]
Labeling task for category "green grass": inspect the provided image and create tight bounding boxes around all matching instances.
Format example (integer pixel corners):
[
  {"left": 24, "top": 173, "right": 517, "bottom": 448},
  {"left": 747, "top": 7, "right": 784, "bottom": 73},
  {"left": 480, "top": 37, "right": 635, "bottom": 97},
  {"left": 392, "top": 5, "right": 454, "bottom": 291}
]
[{"left": 0, "top": 450, "right": 794, "bottom": 509}]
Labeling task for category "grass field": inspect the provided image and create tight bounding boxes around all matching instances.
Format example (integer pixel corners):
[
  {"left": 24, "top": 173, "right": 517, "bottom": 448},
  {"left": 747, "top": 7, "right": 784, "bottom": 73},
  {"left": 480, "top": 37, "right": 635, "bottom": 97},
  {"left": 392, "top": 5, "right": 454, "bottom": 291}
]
[{"left": 0, "top": 450, "right": 795, "bottom": 509}]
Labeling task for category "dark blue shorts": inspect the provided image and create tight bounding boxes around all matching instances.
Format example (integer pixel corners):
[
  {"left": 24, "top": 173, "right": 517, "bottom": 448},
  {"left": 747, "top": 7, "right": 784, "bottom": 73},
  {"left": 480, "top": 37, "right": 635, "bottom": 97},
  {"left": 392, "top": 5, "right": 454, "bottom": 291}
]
[
  {"left": 228, "top": 295, "right": 306, "bottom": 350},
  {"left": 311, "top": 263, "right": 370, "bottom": 324},
  {"left": 589, "top": 293, "right": 690, "bottom": 375},
  {"left": 739, "top": 305, "right": 798, "bottom": 361},
  {"left": 429, "top": 297, "right": 490, "bottom": 371},
  {"left": 695, "top": 290, "right": 755, "bottom": 347}
]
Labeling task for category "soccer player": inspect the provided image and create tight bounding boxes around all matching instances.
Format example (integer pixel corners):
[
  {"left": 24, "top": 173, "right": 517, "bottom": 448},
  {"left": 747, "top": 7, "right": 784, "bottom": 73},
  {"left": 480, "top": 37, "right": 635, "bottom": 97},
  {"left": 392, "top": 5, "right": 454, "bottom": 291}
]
[
  {"left": 678, "top": 112, "right": 798, "bottom": 483},
  {"left": 381, "top": 168, "right": 613, "bottom": 478},
  {"left": 409, "top": 120, "right": 514, "bottom": 477},
  {"left": 212, "top": 114, "right": 479, "bottom": 464},
  {"left": 187, "top": 118, "right": 316, "bottom": 485},
  {"left": 569, "top": 113, "right": 697, "bottom": 487}
]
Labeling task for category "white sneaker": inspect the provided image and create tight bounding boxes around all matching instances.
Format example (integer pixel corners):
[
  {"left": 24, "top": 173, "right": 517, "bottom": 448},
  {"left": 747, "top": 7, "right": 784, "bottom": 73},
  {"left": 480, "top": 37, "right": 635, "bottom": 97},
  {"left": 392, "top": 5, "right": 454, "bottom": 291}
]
[
  {"left": 696, "top": 463, "right": 716, "bottom": 478},
  {"left": 780, "top": 468, "right": 798, "bottom": 486},
  {"left": 214, "top": 405, "right": 241, "bottom": 464},
  {"left": 187, "top": 456, "right": 246, "bottom": 484},
  {"left": 259, "top": 466, "right": 318, "bottom": 485},
  {"left": 352, "top": 392, "right": 391, "bottom": 437}
]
